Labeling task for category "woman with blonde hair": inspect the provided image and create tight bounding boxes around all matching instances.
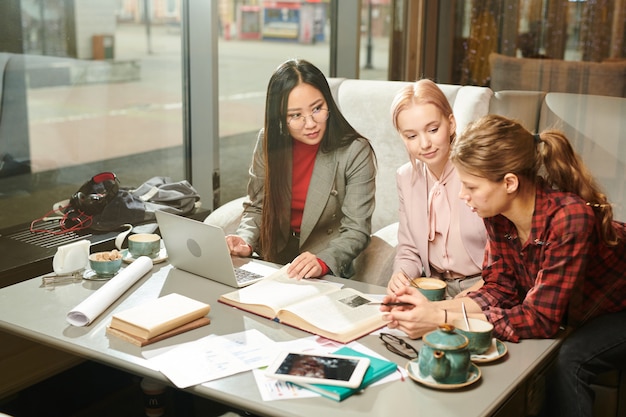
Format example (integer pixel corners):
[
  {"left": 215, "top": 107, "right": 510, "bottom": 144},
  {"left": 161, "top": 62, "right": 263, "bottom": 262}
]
[
  {"left": 386, "top": 79, "right": 486, "bottom": 298},
  {"left": 381, "top": 114, "right": 626, "bottom": 417}
]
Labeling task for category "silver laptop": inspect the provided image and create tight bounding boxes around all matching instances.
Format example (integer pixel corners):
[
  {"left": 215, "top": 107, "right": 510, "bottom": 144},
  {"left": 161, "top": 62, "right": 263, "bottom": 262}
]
[{"left": 155, "top": 210, "right": 277, "bottom": 287}]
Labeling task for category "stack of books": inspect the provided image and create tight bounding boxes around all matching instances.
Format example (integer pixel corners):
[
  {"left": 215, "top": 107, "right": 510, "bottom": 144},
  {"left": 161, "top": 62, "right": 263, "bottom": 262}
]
[{"left": 106, "top": 293, "right": 211, "bottom": 346}]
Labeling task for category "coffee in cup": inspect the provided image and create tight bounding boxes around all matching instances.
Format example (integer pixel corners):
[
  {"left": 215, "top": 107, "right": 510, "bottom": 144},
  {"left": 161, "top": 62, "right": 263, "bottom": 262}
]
[
  {"left": 452, "top": 317, "right": 494, "bottom": 355},
  {"left": 412, "top": 277, "right": 447, "bottom": 301},
  {"left": 128, "top": 233, "right": 161, "bottom": 258}
]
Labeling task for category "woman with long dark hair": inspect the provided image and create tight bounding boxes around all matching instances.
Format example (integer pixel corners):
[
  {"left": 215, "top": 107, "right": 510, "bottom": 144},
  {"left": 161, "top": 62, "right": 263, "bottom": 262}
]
[{"left": 226, "top": 59, "right": 376, "bottom": 279}]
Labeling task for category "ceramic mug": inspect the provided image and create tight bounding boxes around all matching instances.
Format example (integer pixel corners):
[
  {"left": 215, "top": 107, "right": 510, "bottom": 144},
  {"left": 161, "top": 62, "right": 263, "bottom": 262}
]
[
  {"left": 89, "top": 251, "right": 123, "bottom": 278},
  {"left": 452, "top": 317, "right": 494, "bottom": 355},
  {"left": 128, "top": 233, "right": 161, "bottom": 258},
  {"left": 412, "top": 278, "right": 447, "bottom": 301}
]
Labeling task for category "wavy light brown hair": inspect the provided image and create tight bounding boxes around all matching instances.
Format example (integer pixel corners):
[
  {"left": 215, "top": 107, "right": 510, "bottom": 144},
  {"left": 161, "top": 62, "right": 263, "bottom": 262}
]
[{"left": 450, "top": 114, "right": 618, "bottom": 246}]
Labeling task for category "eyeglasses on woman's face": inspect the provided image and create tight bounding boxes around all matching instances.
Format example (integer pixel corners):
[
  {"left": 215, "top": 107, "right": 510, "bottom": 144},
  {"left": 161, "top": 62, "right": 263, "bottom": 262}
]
[
  {"left": 287, "top": 107, "right": 329, "bottom": 130},
  {"left": 379, "top": 333, "right": 419, "bottom": 360}
]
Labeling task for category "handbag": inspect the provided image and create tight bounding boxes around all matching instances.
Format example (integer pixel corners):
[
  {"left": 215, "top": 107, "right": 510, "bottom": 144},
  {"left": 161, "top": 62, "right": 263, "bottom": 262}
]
[
  {"left": 31, "top": 174, "right": 201, "bottom": 234},
  {"left": 69, "top": 172, "right": 120, "bottom": 215},
  {"left": 89, "top": 176, "right": 201, "bottom": 232}
]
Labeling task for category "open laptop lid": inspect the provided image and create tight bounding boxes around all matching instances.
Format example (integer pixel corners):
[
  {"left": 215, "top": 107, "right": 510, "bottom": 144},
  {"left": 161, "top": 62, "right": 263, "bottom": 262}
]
[{"left": 155, "top": 210, "right": 271, "bottom": 287}]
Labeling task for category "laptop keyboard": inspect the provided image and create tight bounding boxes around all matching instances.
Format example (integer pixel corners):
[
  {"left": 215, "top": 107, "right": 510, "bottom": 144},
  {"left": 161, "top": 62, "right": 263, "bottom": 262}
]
[{"left": 235, "top": 268, "right": 263, "bottom": 284}]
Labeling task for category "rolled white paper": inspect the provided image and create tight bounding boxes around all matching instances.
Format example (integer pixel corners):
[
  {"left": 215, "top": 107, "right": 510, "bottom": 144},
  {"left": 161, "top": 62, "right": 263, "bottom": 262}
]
[{"left": 66, "top": 256, "right": 153, "bottom": 327}]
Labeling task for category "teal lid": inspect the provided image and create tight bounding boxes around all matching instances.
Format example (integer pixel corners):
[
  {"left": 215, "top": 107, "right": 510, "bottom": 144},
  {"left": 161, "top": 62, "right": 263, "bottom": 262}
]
[{"left": 422, "top": 324, "right": 469, "bottom": 350}]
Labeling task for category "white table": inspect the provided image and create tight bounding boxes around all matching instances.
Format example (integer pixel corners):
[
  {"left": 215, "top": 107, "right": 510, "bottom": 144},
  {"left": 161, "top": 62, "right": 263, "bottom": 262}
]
[{"left": 0, "top": 263, "right": 562, "bottom": 417}]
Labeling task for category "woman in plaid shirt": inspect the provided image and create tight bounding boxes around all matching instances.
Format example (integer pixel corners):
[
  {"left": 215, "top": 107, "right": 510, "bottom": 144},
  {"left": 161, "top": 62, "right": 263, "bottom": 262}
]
[{"left": 381, "top": 114, "right": 626, "bottom": 417}]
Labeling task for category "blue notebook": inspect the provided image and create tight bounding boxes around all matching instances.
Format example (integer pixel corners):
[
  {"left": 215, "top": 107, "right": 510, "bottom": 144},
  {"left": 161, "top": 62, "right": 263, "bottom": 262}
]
[{"left": 295, "top": 346, "right": 398, "bottom": 401}]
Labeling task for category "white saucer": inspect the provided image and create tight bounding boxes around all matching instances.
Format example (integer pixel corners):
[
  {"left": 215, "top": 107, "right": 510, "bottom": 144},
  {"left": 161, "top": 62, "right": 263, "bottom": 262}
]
[
  {"left": 121, "top": 248, "right": 168, "bottom": 264},
  {"left": 83, "top": 268, "right": 119, "bottom": 281},
  {"left": 471, "top": 338, "right": 508, "bottom": 363},
  {"left": 406, "top": 360, "right": 481, "bottom": 389}
]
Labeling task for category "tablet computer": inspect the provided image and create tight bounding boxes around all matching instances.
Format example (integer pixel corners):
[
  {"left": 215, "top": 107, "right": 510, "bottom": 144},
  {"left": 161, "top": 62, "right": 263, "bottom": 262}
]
[{"left": 265, "top": 352, "right": 370, "bottom": 388}]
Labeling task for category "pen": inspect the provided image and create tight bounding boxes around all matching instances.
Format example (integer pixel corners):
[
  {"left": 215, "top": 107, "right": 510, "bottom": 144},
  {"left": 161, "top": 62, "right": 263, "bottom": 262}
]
[
  {"left": 400, "top": 268, "right": 418, "bottom": 288},
  {"left": 367, "top": 302, "right": 414, "bottom": 307}
]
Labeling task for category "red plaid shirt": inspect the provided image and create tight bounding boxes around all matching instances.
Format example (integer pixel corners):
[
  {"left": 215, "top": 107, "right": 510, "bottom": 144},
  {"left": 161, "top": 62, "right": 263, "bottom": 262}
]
[{"left": 469, "top": 183, "right": 626, "bottom": 342}]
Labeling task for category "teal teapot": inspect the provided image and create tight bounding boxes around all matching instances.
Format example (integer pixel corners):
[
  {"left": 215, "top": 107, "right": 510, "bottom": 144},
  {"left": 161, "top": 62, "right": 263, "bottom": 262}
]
[{"left": 418, "top": 324, "right": 471, "bottom": 384}]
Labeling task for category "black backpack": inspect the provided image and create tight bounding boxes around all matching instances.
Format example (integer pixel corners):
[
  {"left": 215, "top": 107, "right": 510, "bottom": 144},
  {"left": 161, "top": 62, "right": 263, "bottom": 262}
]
[{"left": 65, "top": 173, "right": 201, "bottom": 232}]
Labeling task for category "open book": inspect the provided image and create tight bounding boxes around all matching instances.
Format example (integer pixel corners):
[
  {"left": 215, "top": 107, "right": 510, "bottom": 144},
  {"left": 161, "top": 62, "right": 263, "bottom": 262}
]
[
  {"left": 108, "top": 293, "right": 211, "bottom": 340},
  {"left": 218, "top": 266, "right": 386, "bottom": 344}
]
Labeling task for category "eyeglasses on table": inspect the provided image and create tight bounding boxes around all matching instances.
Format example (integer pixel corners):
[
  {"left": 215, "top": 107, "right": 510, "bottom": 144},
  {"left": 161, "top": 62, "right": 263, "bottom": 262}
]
[{"left": 379, "top": 333, "right": 419, "bottom": 360}]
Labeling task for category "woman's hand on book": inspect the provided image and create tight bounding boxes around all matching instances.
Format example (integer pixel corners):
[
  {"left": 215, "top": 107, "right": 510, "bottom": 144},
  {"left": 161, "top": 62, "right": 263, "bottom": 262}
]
[{"left": 287, "top": 251, "right": 322, "bottom": 280}]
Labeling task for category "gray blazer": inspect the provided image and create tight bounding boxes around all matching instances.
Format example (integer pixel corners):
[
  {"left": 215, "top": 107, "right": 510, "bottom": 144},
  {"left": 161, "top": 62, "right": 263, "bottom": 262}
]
[{"left": 236, "top": 130, "right": 376, "bottom": 278}]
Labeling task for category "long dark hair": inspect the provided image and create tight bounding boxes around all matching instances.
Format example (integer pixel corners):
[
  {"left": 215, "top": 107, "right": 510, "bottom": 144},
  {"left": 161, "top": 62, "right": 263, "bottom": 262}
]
[
  {"left": 450, "top": 114, "right": 618, "bottom": 246},
  {"left": 260, "top": 58, "right": 367, "bottom": 260}
]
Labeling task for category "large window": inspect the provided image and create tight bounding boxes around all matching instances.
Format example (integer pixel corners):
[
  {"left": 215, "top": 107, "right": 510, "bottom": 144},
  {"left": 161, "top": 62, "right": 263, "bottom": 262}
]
[
  {"left": 1, "top": 0, "right": 623, "bottom": 242},
  {"left": 0, "top": 1, "right": 185, "bottom": 230},
  {"left": 0, "top": 0, "right": 381, "bottom": 233}
]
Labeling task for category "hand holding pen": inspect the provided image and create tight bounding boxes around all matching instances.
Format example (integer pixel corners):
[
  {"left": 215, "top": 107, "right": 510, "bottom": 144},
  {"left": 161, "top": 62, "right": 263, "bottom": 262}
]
[
  {"left": 375, "top": 288, "right": 417, "bottom": 312},
  {"left": 380, "top": 285, "right": 438, "bottom": 339},
  {"left": 386, "top": 267, "right": 415, "bottom": 296},
  {"left": 368, "top": 301, "right": 414, "bottom": 307}
]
